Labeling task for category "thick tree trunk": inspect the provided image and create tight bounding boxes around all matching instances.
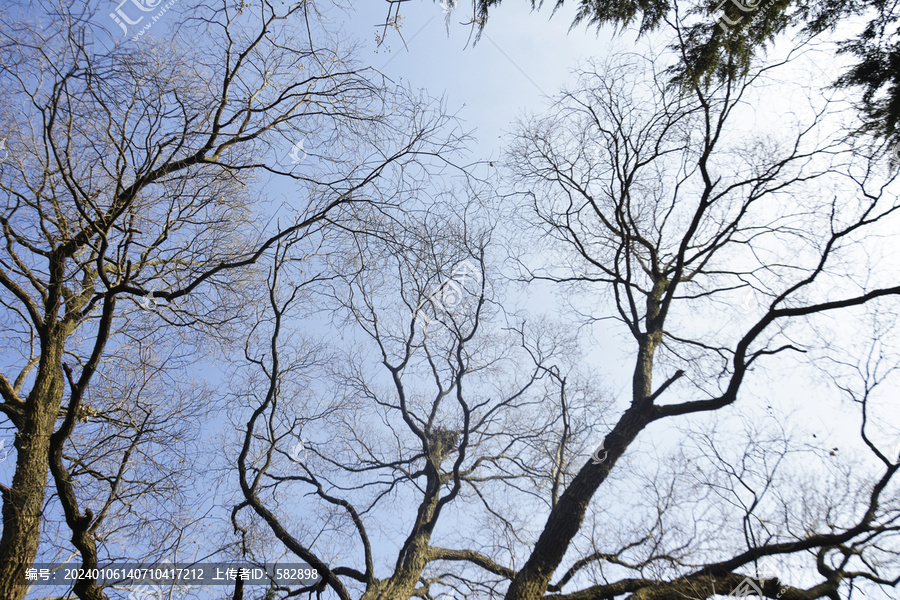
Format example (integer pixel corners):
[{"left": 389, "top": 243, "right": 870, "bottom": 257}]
[
  {"left": 505, "top": 325, "right": 664, "bottom": 600},
  {"left": 503, "top": 405, "right": 654, "bottom": 600},
  {"left": 361, "top": 457, "right": 445, "bottom": 600},
  {"left": 363, "top": 538, "right": 432, "bottom": 600},
  {"left": 0, "top": 343, "right": 65, "bottom": 600}
]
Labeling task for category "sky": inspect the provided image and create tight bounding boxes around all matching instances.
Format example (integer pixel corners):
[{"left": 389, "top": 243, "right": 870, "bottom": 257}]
[
  {"left": 348, "top": 1, "right": 615, "bottom": 160},
  {"left": 14, "top": 4, "right": 618, "bottom": 596},
  {"left": 5, "top": 1, "right": 900, "bottom": 599},
  {"left": 336, "top": 8, "right": 898, "bottom": 599}
]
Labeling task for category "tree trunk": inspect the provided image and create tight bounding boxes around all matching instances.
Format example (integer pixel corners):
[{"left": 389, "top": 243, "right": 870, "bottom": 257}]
[
  {"left": 0, "top": 340, "right": 65, "bottom": 600},
  {"left": 505, "top": 328, "right": 663, "bottom": 600},
  {"left": 503, "top": 404, "right": 654, "bottom": 600}
]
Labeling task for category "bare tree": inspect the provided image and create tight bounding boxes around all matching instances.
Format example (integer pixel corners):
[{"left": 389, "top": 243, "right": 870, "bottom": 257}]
[
  {"left": 5, "top": 2, "right": 899, "bottom": 600},
  {"left": 0, "top": 1, "right": 464, "bottom": 598},
  {"left": 217, "top": 35, "right": 900, "bottom": 599},
  {"left": 228, "top": 192, "right": 607, "bottom": 600},
  {"left": 492, "top": 46, "right": 900, "bottom": 600}
]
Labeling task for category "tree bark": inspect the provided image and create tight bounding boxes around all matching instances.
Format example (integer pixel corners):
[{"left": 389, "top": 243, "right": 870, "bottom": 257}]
[
  {"left": 505, "top": 318, "right": 664, "bottom": 600},
  {"left": 0, "top": 339, "right": 65, "bottom": 600},
  {"left": 503, "top": 403, "right": 655, "bottom": 600}
]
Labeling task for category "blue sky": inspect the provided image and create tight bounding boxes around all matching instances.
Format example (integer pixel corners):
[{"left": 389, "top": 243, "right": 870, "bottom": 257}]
[
  {"left": 348, "top": 1, "right": 615, "bottom": 160},
  {"left": 6, "top": 2, "right": 899, "bottom": 599}
]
